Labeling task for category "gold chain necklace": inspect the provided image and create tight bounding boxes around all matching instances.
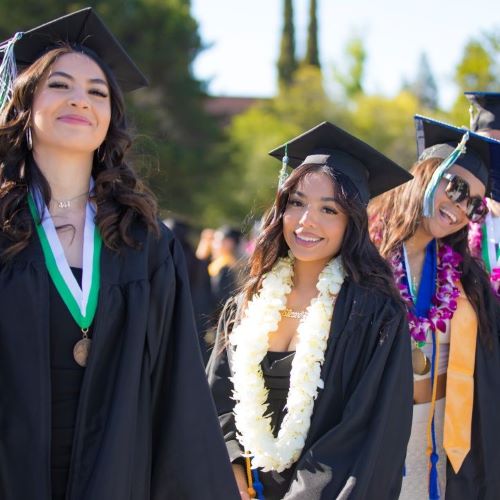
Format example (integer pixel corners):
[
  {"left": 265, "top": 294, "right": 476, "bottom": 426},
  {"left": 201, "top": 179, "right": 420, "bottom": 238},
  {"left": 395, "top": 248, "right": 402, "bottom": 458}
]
[{"left": 281, "top": 307, "right": 307, "bottom": 320}]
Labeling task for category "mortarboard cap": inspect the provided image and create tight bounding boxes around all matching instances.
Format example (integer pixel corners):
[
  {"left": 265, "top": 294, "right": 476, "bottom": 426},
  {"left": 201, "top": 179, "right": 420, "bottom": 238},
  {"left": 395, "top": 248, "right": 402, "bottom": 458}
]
[
  {"left": 464, "top": 91, "right": 500, "bottom": 132},
  {"left": 268, "top": 121, "right": 412, "bottom": 204},
  {"left": 0, "top": 7, "right": 148, "bottom": 100},
  {"left": 415, "top": 114, "right": 500, "bottom": 203}
]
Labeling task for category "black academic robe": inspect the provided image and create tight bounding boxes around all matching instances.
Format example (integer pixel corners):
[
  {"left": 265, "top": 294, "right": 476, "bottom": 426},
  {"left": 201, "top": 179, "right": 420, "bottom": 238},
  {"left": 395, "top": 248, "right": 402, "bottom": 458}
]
[
  {"left": 207, "top": 279, "right": 414, "bottom": 500},
  {"left": 0, "top": 223, "right": 239, "bottom": 500},
  {"left": 444, "top": 286, "right": 500, "bottom": 500}
]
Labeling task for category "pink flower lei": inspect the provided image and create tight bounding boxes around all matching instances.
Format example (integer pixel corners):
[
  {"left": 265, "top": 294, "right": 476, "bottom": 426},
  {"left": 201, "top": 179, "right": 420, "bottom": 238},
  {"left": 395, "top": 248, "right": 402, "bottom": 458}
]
[
  {"left": 468, "top": 221, "right": 500, "bottom": 298},
  {"left": 390, "top": 243, "right": 462, "bottom": 342}
]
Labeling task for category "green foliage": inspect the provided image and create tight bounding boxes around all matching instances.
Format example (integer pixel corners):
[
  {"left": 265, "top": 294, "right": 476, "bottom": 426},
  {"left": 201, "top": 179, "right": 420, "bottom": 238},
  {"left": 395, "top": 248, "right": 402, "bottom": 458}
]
[
  {"left": 7, "top": 6, "right": 499, "bottom": 230},
  {"left": 215, "top": 67, "right": 348, "bottom": 223},
  {"left": 277, "top": 0, "right": 297, "bottom": 89},
  {"left": 303, "top": 0, "right": 320, "bottom": 68},
  {"left": 0, "top": 0, "right": 225, "bottom": 226},
  {"left": 412, "top": 53, "right": 439, "bottom": 110},
  {"left": 454, "top": 40, "right": 495, "bottom": 92},
  {"left": 275, "top": 66, "right": 342, "bottom": 128},
  {"left": 350, "top": 91, "right": 421, "bottom": 169},
  {"left": 333, "top": 36, "right": 366, "bottom": 99},
  {"left": 448, "top": 31, "right": 500, "bottom": 128}
]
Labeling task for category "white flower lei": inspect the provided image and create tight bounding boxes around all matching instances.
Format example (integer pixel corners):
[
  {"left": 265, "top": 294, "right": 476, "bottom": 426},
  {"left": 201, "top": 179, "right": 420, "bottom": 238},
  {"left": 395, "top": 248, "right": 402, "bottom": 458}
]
[{"left": 230, "top": 255, "right": 345, "bottom": 472}]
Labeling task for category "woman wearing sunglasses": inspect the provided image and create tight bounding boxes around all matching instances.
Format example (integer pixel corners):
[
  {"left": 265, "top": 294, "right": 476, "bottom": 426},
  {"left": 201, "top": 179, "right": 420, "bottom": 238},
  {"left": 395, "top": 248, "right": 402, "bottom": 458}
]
[{"left": 369, "top": 115, "right": 500, "bottom": 499}]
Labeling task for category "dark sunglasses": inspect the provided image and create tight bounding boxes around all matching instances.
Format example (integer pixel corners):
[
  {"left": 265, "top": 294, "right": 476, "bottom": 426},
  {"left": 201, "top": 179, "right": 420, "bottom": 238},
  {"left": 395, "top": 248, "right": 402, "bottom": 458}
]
[{"left": 442, "top": 173, "right": 488, "bottom": 223}]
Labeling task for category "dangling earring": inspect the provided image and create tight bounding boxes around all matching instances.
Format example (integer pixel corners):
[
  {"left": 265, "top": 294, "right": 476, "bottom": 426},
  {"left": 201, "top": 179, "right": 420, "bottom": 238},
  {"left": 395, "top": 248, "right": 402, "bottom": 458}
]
[{"left": 26, "top": 127, "right": 32, "bottom": 151}]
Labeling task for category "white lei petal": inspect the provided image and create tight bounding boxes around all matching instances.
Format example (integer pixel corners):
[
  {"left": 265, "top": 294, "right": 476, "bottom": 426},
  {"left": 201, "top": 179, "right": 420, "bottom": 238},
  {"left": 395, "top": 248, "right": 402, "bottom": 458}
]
[{"left": 230, "top": 255, "right": 346, "bottom": 472}]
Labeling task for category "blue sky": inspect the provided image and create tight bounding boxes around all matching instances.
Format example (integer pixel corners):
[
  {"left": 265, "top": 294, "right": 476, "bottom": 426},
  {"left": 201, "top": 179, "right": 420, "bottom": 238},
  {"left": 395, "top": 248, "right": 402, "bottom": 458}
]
[{"left": 191, "top": 0, "right": 499, "bottom": 109}]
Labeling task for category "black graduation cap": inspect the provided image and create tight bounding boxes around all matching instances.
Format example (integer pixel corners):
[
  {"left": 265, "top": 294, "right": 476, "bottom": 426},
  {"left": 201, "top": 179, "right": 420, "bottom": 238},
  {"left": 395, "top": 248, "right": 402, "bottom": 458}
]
[
  {"left": 2, "top": 7, "right": 148, "bottom": 93},
  {"left": 415, "top": 114, "right": 500, "bottom": 201},
  {"left": 464, "top": 91, "right": 500, "bottom": 132},
  {"left": 268, "top": 121, "right": 412, "bottom": 204}
]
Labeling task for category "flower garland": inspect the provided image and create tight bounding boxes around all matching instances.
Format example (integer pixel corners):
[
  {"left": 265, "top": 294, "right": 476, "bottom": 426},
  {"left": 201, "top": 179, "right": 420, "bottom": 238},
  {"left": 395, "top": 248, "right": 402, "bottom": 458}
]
[
  {"left": 390, "top": 243, "right": 461, "bottom": 342},
  {"left": 469, "top": 221, "right": 500, "bottom": 298},
  {"left": 230, "top": 255, "right": 345, "bottom": 472},
  {"left": 468, "top": 221, "right": 482, "bottom": 259}
]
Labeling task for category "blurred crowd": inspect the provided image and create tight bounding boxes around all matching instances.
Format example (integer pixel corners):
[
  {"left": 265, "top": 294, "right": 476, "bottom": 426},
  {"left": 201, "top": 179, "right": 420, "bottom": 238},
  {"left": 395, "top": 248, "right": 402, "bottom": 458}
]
[{"left": 163, "top": 218, "right": 258, "bottom": 362}]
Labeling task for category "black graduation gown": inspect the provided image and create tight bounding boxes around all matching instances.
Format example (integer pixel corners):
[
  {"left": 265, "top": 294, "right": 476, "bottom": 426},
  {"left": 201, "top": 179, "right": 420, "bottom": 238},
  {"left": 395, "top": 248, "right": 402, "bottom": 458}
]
[
  {"left": 211, "top": 264, "right": 239, "bottom": 310},
  {"left": 444, "top": 286, "right": 500, "bottom": 499},
  {"left": 207, "top": 279, "right": 414, "bottom": 500},
  {"left": 0, "top": 222, "right": 239, "bottom": 500}
]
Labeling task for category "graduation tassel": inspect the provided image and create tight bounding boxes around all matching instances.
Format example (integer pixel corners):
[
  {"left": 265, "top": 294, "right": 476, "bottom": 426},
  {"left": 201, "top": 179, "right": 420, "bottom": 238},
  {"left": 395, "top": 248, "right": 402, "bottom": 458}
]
[
  {"left": 426, "top": 328, "right": 441, "bottom": 499},
  {"left": 278, "top": 143, "right": 290, "bottom": 189},
  {"left": 252, "top": 469, "right": 264, "bottom": 500},
  {"left": 422, "top": 131, "right": 469, "bottom": 218},
  {"left": 244, "top": 456, "right": 265, "bottom": 499},
  {"left": 0, "top": 32, "right": 23, "bottom": 113},
  {"left": 245, "top": 456, "right": 256, "bottom": 498}
]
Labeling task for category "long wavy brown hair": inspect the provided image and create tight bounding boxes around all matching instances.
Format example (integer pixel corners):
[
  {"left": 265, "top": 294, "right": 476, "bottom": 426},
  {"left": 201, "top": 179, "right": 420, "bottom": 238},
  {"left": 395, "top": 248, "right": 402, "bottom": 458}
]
[
  {"left": 0, "top": 45, "right": 159, "bottom": 261},
  {"left": 243, "top": 163, "right": 403, "bottom": 305},
  {"left": 368, "top": 158, "right": 493, "bottom": 344}
]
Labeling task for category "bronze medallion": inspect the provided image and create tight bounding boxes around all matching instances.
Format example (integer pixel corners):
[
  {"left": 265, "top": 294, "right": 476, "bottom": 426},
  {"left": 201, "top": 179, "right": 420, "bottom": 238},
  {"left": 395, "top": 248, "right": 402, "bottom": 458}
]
[
  {"left": 411, "top": 347, "right": 430, "bottom": 375},
  {"left": 73, "top": 338, "right": 92, "bottom": 367}
]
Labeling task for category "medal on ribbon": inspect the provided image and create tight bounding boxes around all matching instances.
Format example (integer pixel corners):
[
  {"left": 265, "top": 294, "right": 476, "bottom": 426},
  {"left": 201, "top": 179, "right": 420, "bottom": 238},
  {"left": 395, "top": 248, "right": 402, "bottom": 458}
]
[{"left": 28, "top": 184, "right": 101, "bottom": 367}]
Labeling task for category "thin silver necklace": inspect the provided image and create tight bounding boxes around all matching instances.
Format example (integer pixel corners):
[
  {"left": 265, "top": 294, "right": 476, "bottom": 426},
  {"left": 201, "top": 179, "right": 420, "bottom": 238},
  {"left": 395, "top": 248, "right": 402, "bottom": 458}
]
[{"left": 51, "top": 191, "right": 89, "bottom": 209}]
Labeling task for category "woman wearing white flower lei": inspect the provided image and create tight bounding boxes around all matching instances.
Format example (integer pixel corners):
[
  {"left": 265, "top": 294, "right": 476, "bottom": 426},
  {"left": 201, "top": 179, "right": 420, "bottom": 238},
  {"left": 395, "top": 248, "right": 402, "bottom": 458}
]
[{"left": 207, "top": 122, "right": 413, "bottom": 500}]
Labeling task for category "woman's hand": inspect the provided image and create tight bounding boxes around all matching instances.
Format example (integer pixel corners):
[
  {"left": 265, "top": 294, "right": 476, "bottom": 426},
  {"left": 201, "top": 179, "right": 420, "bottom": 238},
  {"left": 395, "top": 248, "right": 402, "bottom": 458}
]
[
  {"left": 196, "top": 228, "right": 214, "bottom": 260},
  {"left": 232, "top": 463, "right": 251, "bottom": 500}
]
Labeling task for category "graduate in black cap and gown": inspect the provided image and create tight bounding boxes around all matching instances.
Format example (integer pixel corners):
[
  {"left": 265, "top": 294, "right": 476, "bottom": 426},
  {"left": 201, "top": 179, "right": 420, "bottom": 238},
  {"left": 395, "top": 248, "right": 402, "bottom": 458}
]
[
  {"left": 207, "top": 121, "right": 414, "bottom": 499},
  {"left": 465, "top": 92, "right": 500, "bottom": 296},
  {"left": 369, "top": 115, "right": 500, "bottom": 499},
  {"left": 0, "top": 8, "right": 238, "bottom": 500}
]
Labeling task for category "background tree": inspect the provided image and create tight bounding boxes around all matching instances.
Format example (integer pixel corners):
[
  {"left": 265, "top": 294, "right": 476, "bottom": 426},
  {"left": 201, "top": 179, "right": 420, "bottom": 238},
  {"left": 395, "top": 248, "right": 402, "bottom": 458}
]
[
  {"left": 448, "top": 31, "right": 500, "bottom": 127},
  {"left": 216, "top": 65, "right": 346, "bottom": 223},
  {"left": 0, "top": 0, "right": 226, "bottom": 224},
  {"left": 454, "top": 40, "right": 495, "bottom": 92},
  {"left": 277, "top": 0, "right": 298, "bottom": 89},
  {"left": 303, "top": 0, "right": 320, "bottom": 68},
  {"left": 333, "top": 35, "right": 366, "bottom": 100},
  {"left": 411, "top": 53, "right": 439, "bottom": 110},
  {"left": 350, "top": 91, "right": 421, "bottom": 169}
]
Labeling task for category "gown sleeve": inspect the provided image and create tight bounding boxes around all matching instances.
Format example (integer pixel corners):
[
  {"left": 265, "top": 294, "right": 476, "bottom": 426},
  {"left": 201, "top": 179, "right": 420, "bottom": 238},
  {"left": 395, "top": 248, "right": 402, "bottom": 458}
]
[
  {"left": 285, "top": 295, "right": 413, "bottom": 500},
  {"left": 206, "top": 296, "right": 245, "bottom": 464},
  {"left": 147, "top": 234, "right": 240, "bottom": 500}
]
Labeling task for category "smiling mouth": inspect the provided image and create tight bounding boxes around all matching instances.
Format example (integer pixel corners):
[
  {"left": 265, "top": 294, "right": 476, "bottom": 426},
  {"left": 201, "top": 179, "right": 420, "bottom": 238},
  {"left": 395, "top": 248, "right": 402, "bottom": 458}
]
[
  {"left": 439, "top": 206, "right": 458, "bottom": 224},
  {"left": 294, "top": 232, "right": 323, "bottom": 245},
  {"left": 58, "top": 115, "right": 92, "bottom": 125}
]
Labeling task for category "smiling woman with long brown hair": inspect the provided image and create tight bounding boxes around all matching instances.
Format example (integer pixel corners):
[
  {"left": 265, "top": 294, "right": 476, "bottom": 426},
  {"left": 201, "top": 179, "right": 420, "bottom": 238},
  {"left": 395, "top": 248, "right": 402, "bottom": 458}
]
[
  {"left": 0, "top": 9, "right": 238, "bottom": 500},
  {"left": 207, "top": 121, "right": 414, "bottom": 500},
  {"left": 369, "top": 116, "right": 500, "bottom": 499}
]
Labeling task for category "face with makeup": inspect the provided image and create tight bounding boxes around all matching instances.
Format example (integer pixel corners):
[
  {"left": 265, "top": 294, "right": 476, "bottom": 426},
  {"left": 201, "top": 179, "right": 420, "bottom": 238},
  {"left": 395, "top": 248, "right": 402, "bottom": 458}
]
[
  {"left": 31, "top": 52, "right": 111, "bottom": 155},
  {"left": 422, "top": 163, "right": 486, "bottom": 239},
  {"left": 283, "top": 171, "right": 349, "bottom": 266}
]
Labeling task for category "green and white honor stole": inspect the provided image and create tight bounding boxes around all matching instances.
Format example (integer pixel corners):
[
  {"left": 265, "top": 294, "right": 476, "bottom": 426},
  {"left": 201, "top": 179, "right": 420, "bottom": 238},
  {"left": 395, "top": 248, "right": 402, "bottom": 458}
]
[
  {"left": 482, "top": 214, "right": 500, "bottom": 273},
  {"left": 28, "top": 182, "right": 102, "bottom": 367}
]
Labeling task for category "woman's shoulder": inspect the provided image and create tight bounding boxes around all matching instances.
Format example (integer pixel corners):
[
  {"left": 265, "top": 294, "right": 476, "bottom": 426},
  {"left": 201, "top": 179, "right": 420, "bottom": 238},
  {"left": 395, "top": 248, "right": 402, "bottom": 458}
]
[
  {"left": 341, "top": 277, "right": 404, "bottom": 317},
  {"left": 119, "top": 219, "right": 177, "bottom": 275}
]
